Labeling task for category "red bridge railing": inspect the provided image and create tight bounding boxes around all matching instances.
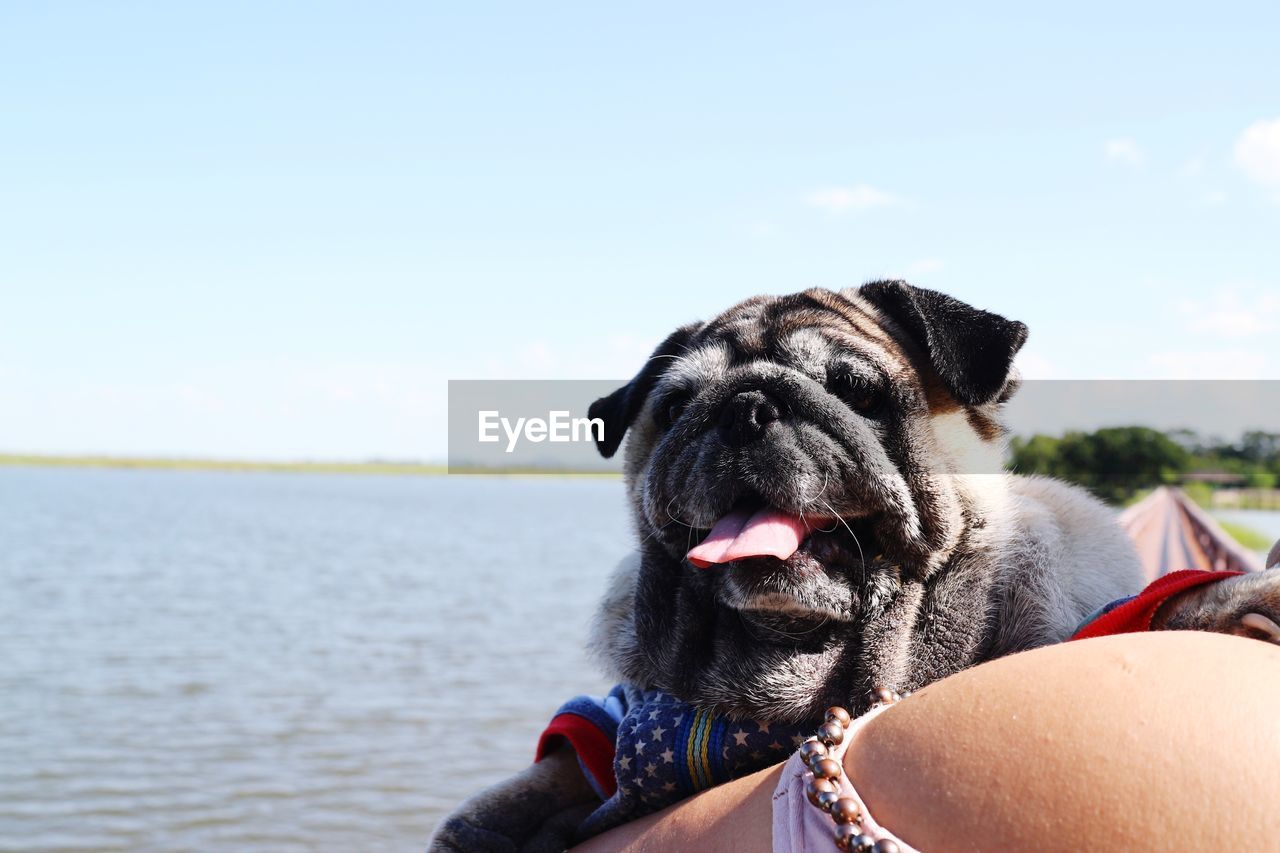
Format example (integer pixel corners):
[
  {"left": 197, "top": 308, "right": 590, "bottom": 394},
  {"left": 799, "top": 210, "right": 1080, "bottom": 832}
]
[{"left": 1119, "top": 486, "right": 1264, "bottom": 582}]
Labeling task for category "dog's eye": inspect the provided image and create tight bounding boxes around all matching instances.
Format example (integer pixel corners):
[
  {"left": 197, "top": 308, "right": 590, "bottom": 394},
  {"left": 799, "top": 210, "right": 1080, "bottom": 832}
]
[
  {"left": 655, "top": 392, "right": 691, "bottom": 429},
  {"left": 849, "top": 389, "right": 884, "bottom": 416},
  {"left": 831, "top": 374, "right": 887, "bottom": 418}
]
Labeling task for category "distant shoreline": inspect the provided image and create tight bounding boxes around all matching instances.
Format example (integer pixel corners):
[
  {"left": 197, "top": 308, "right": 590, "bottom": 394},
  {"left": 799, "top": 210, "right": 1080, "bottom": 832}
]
[{"left": 0, "top": 454, "right": 620, "bottom": 478}]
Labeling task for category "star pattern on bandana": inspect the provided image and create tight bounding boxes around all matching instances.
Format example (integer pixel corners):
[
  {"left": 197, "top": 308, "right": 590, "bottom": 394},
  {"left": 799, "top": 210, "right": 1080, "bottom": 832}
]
[{"left": 584, "top": 689, "right": 812, "bottom": 836}]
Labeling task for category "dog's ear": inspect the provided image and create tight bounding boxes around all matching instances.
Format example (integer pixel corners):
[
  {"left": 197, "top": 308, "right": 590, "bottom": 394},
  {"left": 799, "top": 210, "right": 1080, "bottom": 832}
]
[
  {"left": 1268, "top": 538, "right": 1280, "bottom": 570},
  {"left": 858, "top": 280, "right": 1028, "bottom": 406},
  {"left": 588, "top": 323, "right": 701, "bottom": 459}
]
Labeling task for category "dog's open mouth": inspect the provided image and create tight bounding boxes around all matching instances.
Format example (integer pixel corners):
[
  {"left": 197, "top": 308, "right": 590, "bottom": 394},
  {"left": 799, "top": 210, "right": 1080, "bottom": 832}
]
[
  {"left": 688, "top": 499, "right": 878, "bottom": 628},
  {"left": 686, "top": 504, "right": 813, "bottom": 568}
]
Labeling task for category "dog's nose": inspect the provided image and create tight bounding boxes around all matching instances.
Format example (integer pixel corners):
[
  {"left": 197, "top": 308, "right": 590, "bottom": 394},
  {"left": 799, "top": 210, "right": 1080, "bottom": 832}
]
[{"left": 719, "top": 390, "right": 783, "bottom": 447}]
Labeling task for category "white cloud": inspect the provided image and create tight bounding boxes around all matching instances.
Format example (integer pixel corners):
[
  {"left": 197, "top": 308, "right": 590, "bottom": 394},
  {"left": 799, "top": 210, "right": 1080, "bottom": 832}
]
[
  {"left": 1174, "top": 285, "right": 1280, "bottom": 338},
  {"left": 175, "top": 384, "right": 226, "bottom": 412},
  {"left": 1138, "top": 284, "right": 1280, "bottom": 379},
  {"left": 903, "top": 258, "right": 944, "bottom": 276},
  {"left": 1144, "top": 349, "right": 1270, "bottom": 379},
  {"left": 1014, "top": 349, "right": 1056, "bottom": 380},
  {"left": 521, "top": 340, "right": 558, "bottom": 371},
  {"left": 1177, "top": 155, "right": 1205, "bottom": 178},
  {"left": 805, "top": 185, "right": 901, "bottom": 214},
  {"left": 1104, "top": 138, "right": 1145, "bottom": 166},
  {"left": 480, "top": 335, "right": 660, "bottom": 381},
  {"left": 1235, "top": 118, "right": 1280, "bottom": 185}
]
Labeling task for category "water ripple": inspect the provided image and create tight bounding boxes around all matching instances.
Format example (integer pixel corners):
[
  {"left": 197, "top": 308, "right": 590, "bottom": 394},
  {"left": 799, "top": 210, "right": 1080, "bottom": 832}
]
[{"left": 0, "top": 468, "right": 626, "bottom": 850}]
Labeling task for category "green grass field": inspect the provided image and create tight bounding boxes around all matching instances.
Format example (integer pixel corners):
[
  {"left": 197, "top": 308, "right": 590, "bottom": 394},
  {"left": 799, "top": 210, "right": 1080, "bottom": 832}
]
[
  {"left": 1217, "top": 519, "right": 1275, "bottom": 552},
  {"left": 0, "top": 454, "right": 619, "bottom": 478}
]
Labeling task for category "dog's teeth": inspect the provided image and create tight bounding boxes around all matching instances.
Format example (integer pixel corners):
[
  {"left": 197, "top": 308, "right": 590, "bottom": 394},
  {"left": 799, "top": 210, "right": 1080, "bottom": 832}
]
[{"left": 1240, "top": 612, "right": 1280, "bottom": 642}]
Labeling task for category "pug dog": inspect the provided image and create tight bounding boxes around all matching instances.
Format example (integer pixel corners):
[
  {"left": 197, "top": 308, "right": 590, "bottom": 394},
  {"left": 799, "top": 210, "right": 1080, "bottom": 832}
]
[{"left": 431, "top": 282, "right": 1280, "bottom": 852}]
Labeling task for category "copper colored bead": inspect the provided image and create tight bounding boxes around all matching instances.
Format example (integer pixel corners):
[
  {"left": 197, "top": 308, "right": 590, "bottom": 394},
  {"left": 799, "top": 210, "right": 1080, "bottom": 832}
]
[
  {"left": 849, "top": 835, "right": 875, "bottom": 853},
  {"left": 818, "top": 721, "right": 845, "bottom": 746},
  {"left": 805, "top": 776, "right": 837, "bottom": 807},
  {"left": 834, "top": 823, "right": 861, "bottom": 849},
  {"left": 799, "top": 738, "right": 828, "bottom": 760},
  {"left": 869, "top": 686, "right": 896, "bottom": 705},
  {"left": 830, "top": 796, "right": 862, "bottom": 825},
  {"left": 807, "top": 751, "right": 830, "bottom": 772},
  {"left": 812, "top": 756, "right": 842, "bottom": 780},
  {"left": 873, "top": 841, "right": 901, "bottom": 853},
  {"left": 825, "top": 706, "right": 852, "bottom": 728},
  {"left": 817, "top": 790, "right": 841, "bottom": 811}
]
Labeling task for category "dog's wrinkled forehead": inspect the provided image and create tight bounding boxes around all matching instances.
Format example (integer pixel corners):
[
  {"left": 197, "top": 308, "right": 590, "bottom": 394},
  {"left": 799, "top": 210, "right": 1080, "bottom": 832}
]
[
  {"left": 589, "top": 282, "right": 1028, "bottom": 461},
  {"left": 660, "top": 295, "right": 900, "bottom": 391}
]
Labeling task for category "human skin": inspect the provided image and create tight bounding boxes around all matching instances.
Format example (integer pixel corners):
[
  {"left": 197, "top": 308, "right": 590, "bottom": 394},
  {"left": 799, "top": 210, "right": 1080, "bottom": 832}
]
[
  {"left": 570, "top": 761, "right": 782, "bottom": 853},
  {"left": 573, "top": 631, "right": 1280, "bottom": 852}
]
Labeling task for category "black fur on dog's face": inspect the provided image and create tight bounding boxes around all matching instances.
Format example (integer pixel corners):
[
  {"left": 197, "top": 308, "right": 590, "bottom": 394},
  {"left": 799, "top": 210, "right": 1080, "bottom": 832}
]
[{"left": 589, "top": 282, "right": 1028, "bottom": 721}]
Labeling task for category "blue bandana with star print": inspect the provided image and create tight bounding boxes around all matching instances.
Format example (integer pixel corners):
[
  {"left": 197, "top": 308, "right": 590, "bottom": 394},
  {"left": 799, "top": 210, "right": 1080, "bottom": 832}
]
[{"left": 546, "top": 684, "right": 814, "bottom": 838}]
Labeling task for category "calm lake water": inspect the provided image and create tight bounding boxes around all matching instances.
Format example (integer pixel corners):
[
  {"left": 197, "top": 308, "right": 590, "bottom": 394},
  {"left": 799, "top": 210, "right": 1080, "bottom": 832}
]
[
  {"left": 4, "top": 469, "right": 1276, "bottom": 852},
  {"left": 1213, "top": 508, "right": 1280, "bottom": 549},
  {"left": 0, "top": 468, "right": 627, "bottom": 851}
]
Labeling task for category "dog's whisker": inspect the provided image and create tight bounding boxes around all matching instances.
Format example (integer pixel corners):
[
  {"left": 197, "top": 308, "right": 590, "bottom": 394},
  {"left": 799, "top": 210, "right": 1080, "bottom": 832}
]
[
  {"left": 797, "top": 471, "right": 828, "bottom": 529},
  {"left": 664, "top": 494, "right": 691, "bottom": 526},
  {"left": 801, "top": 473, "right": 847, "bottom": 534},
  {"left": 645, "top": 353, "right": 695, "bottom": 370},
  {"left": 637, "top": 516, "right": 679, "bottom": 547},
  {"left": 800, "top": 471, "right": 830, "bottom": 510},
  {"left": 820, "top": 497, "right": 868, "bottom": 587}
]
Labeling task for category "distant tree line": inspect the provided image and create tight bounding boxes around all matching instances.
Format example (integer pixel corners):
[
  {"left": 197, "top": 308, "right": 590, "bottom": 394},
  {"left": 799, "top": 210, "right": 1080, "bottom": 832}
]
[{"left": 1008, "top": 428, "right": 1280, "bottom": 505}]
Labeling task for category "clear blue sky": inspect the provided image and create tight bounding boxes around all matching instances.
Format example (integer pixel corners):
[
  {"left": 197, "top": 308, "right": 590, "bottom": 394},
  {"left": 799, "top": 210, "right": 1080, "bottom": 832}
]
[{"left": 2, "top": 3, "right": 1277, "bottom": 460}]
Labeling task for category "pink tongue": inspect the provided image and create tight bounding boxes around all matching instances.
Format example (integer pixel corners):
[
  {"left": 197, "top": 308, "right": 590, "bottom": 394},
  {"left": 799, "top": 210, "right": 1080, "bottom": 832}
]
[{"left": 687, "top": 507, "right": 809, "bottom": 568}]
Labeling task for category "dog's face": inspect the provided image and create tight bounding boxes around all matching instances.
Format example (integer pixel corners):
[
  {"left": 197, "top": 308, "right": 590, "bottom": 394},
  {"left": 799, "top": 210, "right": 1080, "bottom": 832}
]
[{"left": 590, "top": 282, "right": 1028, "bottom": 720}]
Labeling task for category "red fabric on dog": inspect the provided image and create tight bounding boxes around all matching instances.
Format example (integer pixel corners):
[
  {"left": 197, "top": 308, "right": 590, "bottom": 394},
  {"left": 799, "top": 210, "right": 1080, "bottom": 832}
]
[
  {"left": 535, "top": 712, "right": 619, "bottom": 798},
  {"left": 1070, "top": 569, "right": 1243, "bottom": 641}
]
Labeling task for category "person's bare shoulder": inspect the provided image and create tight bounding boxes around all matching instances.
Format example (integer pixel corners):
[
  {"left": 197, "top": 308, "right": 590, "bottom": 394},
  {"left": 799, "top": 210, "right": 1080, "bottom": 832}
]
[{"left": 846, "top": 632, "right": 1280, "bottom": 852}]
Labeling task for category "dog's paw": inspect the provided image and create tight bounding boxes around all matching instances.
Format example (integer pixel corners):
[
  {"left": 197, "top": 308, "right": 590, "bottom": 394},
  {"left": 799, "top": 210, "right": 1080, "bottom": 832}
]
[
  {"left": 1155, "top": 568, "right": 1280, "bottom": 644},
  {"left": 428, "top": 783, "right": 563, "bottom": 853},
  {"left": 428, "top": 745, "right": 597, "bottom": 853},
  {"left": 428, "top": 797, "right": 591, "bottom": 853},
  {"left": 428, "top": 815, "right": 520, "bottom": 853}
]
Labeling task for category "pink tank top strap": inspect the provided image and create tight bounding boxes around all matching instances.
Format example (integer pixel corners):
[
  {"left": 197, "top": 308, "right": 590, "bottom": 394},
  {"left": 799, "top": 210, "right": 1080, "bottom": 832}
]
[{"left": 771, "top": 703, "right": 918, "bottom": 852}]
